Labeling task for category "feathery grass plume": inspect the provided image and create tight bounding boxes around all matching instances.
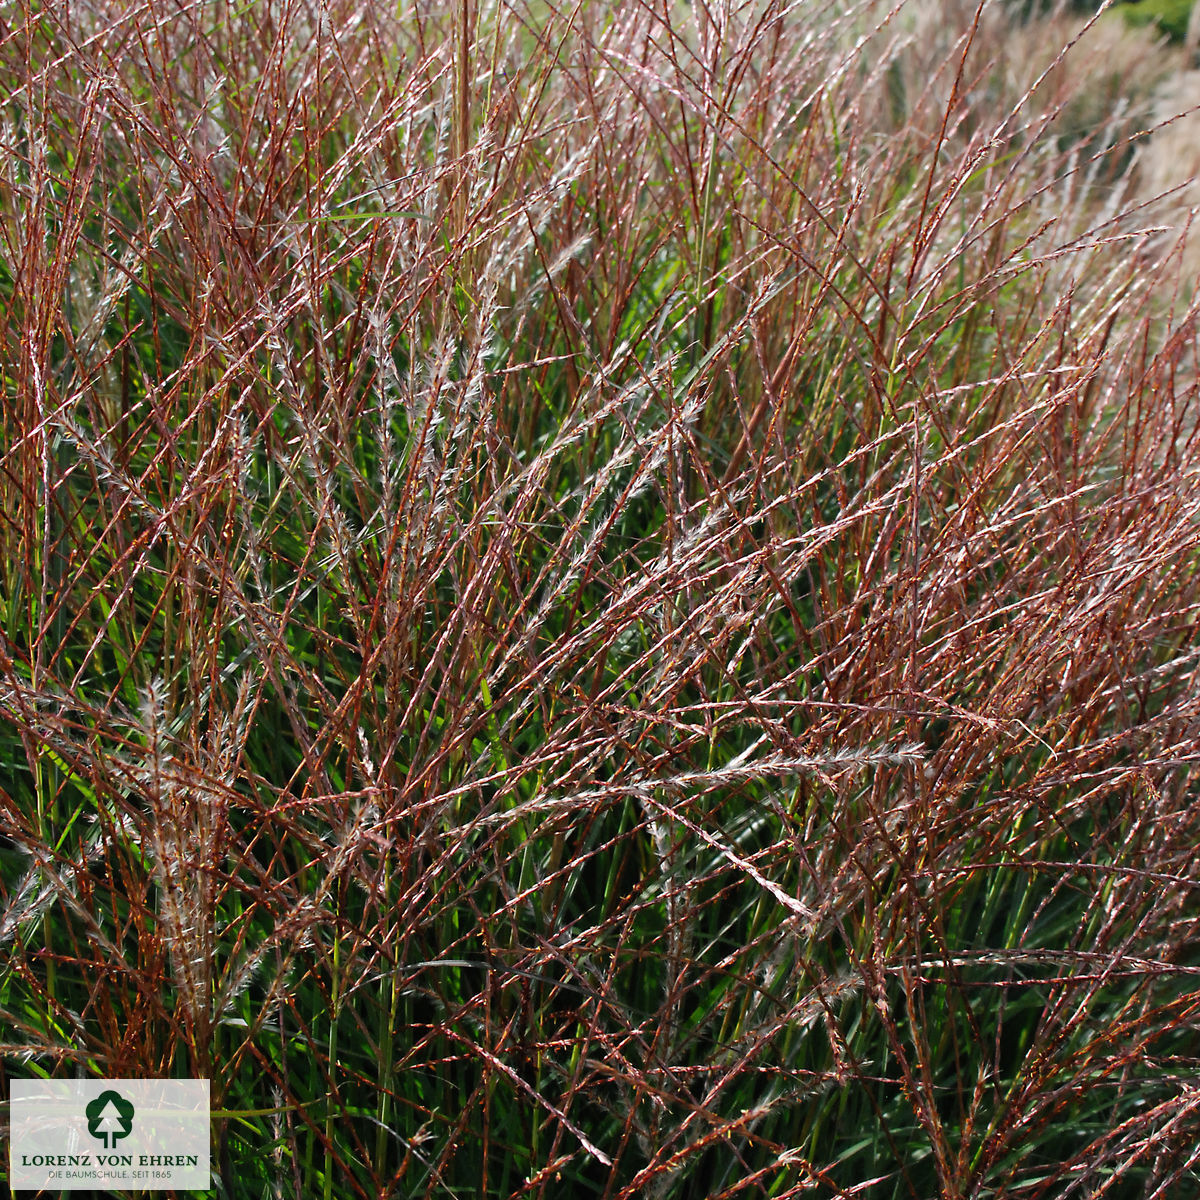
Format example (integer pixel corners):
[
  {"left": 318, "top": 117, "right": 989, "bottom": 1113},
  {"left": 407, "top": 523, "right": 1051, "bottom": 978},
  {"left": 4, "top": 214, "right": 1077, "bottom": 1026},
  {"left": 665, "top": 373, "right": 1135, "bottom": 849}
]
[{"left": 133, "top": 681, "right": 217, "bottom": 1071}]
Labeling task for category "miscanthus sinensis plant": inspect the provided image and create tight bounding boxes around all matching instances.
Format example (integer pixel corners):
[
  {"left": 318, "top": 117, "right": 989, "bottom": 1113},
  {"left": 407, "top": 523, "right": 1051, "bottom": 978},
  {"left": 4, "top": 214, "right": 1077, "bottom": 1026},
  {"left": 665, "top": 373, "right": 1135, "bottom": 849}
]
[{"left": 2, "top": 0, "right": 1199, "bottom": 1196}]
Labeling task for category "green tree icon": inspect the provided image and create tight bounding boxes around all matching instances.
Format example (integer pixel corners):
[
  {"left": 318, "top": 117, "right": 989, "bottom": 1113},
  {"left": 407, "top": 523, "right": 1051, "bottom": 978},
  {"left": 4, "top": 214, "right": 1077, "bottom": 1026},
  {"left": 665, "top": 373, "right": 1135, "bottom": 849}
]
[{"left": 85, "top": 1089, "right": 135, "bottom": 1149}]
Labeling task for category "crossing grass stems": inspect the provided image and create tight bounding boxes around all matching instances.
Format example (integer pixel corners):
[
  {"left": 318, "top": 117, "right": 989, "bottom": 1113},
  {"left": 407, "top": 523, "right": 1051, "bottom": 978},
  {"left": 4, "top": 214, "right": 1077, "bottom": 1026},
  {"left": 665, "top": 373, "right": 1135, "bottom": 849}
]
[{"left": 1, "top": 0, "right": 1199, "bottom": 1196}]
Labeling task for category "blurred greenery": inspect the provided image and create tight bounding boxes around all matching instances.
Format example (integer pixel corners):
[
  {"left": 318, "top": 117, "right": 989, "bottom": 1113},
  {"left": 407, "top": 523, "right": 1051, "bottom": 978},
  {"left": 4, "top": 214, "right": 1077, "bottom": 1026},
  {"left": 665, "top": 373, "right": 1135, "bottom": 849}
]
[{"left": 1114, "top": 0, "right": 1193, "bottom": 42}]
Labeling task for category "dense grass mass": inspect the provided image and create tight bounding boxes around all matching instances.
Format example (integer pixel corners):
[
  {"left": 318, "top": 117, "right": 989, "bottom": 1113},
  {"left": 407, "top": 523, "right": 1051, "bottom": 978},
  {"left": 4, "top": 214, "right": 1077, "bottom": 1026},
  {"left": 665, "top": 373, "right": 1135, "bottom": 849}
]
[{"left": 2, "top": 0, "right": 1200, "bottom": 1195}]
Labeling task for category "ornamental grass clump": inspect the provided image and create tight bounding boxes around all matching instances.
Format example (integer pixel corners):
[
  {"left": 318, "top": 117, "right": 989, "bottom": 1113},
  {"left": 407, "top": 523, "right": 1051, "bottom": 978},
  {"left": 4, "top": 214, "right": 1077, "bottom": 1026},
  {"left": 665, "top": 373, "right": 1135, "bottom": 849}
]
[{"left": 1, "top": 0, "right": 1199, "bottom": 1196}]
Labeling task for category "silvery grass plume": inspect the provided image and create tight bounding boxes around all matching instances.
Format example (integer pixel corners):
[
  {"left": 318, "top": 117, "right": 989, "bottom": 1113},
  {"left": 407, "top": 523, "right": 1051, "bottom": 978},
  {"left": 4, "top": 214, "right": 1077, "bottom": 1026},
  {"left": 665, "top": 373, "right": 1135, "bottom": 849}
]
[{"left": 131, "top": 680, "right": 226, "bottom": 1071}]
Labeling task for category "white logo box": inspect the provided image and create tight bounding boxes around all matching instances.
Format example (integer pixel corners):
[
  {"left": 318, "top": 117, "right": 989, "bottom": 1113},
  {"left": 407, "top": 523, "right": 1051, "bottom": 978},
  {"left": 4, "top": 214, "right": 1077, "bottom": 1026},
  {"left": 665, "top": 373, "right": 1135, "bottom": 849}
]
[{"left": 10, "top": 1079, "right": 209, "bottom": 1191}]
